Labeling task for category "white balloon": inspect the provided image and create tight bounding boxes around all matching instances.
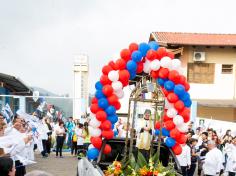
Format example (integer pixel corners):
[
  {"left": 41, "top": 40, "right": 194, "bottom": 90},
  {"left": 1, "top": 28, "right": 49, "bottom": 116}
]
[
  {"left": 171, "top": 59, "right": 181, "bottom": 71},
  {"left": 88, "top": 144, "right": 95, "bottom": 150},
  {"left": 89, "top": 117, "right": 101, "bottom": 128},
  {"left": 160, "top": 56, "right": 172, "bottom": 69},
  {"left": 112, "top": 81, "right": 123, "bottom": 91},
  {"left": 89, "top": 126, "right": 101, "bottom": 137},
  {"left": 108, "top": 70, "right": 119, "bottom": 82},
  {"left": 150, "top": 60, "right": 160, "bottom": 71},
  {"left": 115, "top": 89, "right": 124, "bottom": 99},
  {"left": 173, "top": 115, "right": 184, "bottom": 126},
  {"left": 143, "top": 60, "right": 151, "bottom": 73},
  {"left": 177, "top": 123, "right": 188, "bottom": 133},
  {"left": 176, "top": 67, "right": 184, "bottom": 75},
  {"left": 165, "top": 98, "right": 174, "bottom": 109},
  {"left": 167, "top": 107, "right": 178, "bottom": 118}
]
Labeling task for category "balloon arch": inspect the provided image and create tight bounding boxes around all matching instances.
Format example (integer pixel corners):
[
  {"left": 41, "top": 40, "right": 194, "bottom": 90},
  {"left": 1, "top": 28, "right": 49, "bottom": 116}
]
[{"left": 87, "top": 41, "right": 192, "bottom": 160}]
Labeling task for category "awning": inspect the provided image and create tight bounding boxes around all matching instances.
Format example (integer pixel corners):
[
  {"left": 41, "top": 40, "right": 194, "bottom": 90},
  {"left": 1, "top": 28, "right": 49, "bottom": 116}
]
[{"left": 0, "top": 73, "right": 32, "bottom": 95}]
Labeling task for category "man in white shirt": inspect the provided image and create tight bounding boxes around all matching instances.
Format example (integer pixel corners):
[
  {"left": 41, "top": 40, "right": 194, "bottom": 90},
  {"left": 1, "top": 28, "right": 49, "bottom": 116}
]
[
  {"left": 225, "top": 136, "right": 236, "bottom": 176},
  {"left": 203, "top": 140, "right": 224, "bottom": 176},
  {"left": 176, "top": 143, "right": 191, "bottom": 176}
]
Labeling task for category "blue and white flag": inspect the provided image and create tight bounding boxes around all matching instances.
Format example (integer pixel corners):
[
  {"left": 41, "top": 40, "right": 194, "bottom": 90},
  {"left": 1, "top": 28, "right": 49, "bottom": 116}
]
[{"left": 1, "top": 103, "right": 13, "bottom": 123}]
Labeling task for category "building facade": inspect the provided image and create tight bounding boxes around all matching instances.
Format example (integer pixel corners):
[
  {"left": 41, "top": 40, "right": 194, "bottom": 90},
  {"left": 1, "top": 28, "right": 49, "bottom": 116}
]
[
  {"left": 150, "top": 32, "right": 236, "bottom": 122},
  {"left": 73, "top": 54, "right": 89, "bottom": 119}
]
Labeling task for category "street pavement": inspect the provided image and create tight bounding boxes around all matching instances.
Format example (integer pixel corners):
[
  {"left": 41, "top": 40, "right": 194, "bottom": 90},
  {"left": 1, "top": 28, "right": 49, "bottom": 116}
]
[{"left": 26, "top": 152, "right": 78, "bottom": 176}]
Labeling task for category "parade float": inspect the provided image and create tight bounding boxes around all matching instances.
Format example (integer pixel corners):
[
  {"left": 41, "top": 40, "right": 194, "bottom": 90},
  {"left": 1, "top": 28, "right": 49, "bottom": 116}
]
[{"left": 77, "top": 41, "right": 191, "bottom": 176}]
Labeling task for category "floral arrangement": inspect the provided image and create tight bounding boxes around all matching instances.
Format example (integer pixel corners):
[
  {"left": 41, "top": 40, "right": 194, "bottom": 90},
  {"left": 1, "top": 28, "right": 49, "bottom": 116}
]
[{"left": 104, "top": 152, "right": 176, "bottom": 176}]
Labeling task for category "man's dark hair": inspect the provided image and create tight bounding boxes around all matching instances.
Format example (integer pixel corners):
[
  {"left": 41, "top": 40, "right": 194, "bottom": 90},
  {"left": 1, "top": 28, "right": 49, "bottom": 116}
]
[
  {"left": 0, "top": 157, "right": 14, "bottom": 175},
  {"left": 202, "top": 132, "right": 208, "bottom": 137},
  {"left": 189, "top": 138, "right": 198, "bottom": 144}
]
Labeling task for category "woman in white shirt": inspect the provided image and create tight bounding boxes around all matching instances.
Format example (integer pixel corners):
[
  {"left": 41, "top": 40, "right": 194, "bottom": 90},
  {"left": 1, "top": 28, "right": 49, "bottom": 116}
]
[
  {"left": 55, "top": 122, "right": 66, "bottom": 158},
  {"left": 74, "top": 123, "right": 84, "bottom": 155}
]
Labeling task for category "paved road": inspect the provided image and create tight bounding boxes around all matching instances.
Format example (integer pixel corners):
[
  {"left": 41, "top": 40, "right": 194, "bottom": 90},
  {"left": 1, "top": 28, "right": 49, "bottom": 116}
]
[{"left": 26, "top": 152, "right": 78, "bottom": 176}]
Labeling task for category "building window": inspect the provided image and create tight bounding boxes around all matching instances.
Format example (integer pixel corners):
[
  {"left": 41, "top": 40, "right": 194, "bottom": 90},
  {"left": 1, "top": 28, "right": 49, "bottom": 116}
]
[
  {"left": 221, "top": 64, "right": 233, "bottom": 74},
  {"left": 187, "top": 63, "right": 215, "bottom": 84}
]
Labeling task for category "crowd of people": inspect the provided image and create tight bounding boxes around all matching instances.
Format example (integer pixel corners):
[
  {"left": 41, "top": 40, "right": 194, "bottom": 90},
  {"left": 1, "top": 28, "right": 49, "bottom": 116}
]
[
  {"left": 0, "top": 111, "right": 91, "bottom": 176},
  {"left": 176, "top": 123, "right": 236, "bottom": 176}
]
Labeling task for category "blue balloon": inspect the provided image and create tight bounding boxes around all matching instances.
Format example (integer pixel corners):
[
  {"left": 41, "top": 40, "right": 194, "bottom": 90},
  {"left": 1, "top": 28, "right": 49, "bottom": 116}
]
[
  {"left": 95, "top": 81, "right": 103, "bottom": 90},
  {"left": 105, "top": 106, "right": 116, "bottom": 115},
  {"left": 126, "top": 60, "right": 137, "bottom": 72},
  {"left": 174, "top": 84, "right": 186, "bottom": 97},
  {"left": 162, "top": 128, "right": 170, "bottom": 137},
  {"left": 138, "top": 42, "right": 151, "bottom": 57},
  {"left": 164, "top": 81, "right": 175, "bottom": 91},
  {"left": 184, "top": 99, "right": 192, "bottom": 107},
  {"left": 148, "top": 41, "right": 159, "bottom": 50},
  {"left": 98, "top": 98, "right": 109, "bottom": 109},
  {"left": 131, "top": 51, "right": 143, "bottom": 62},
  {"left": 157, "top": 78, "right": 166, "bottom": 86},
  {"left": 155, "top": 129, "right": 160, "bottom": 136},
  {"left": 87, "top": 148, "right": 99, "bottom": 160},
  {"left": 180, "top": 92, "right": 190, "bottom": 101},
  {"left": 165, "top": 137, "right": 176, "bottom": 147},
  {"left": 95, "top": 90, "right": 105, "bottom": 99},
  {"left": 129, "top": 71, "right": 136, "bottom": 80},
  {"left": 107, "top": 114, "right": 118, "bottom": 124}
]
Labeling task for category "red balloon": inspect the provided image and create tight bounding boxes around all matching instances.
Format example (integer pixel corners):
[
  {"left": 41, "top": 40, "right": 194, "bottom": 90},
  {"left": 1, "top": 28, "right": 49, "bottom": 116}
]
[
  {"left": 172, "top": 143, "right": 182, "bottom": 155},
  {"left": 155, "top": 122, "right": 161, "bottom": 129},
  {"left": 102, "top": 130, "right": 114, "bottom": 140},
  {"left": 151, "top": 70, "right": 159, "bottom": 79},
  {"left": 163, "top": 114, "right": 172, "bottom": 122},
  {"left": 109, "top": 61, "right": 118, "bottom": 70},
  {"left": 115, "top": 59, "right": 126, "bottom": 70},
  {"left": 100, "top": 75, "right": 112, "bottom": 85},
  {"left": 164, "top": 120, "right": 175, "bottom": 130},
  {"left": 176, "top": 134, "right": 187, "bottom": 144},
  {"left": 179, "top": 75, "right": 186, "bottom": 85},
  {"left": 102, "top": 65, "right": 113, "bottom": 75},
  {"left": 167, "top": 52, "right": 175, "bottom": 59},
  {"left": 184, "top": 82, "right": 190, "bottom": 91},
  {"left": 107, "top": 94, "right": 119, "bottom": 105},
  {"left": 120, "top": 49, "right": 131, "bottom": 61},
  {"left": 91, "top": 97, "right": 98, "bottom": 104},
  {"left": 101, "top": 120, "right": 112, "bottom": 130},
  {"left": 129, "top": 43, "right": 139, "bottom": 52},
  {"left": 96, "top": 111, "right": 107, "bottom": 122},
  {"left": 156, "top": 47, "right": 167, "bottom": 59},
  {"left": 168, "top": 70, "right": 180, "bottom": 84},
  {"left": 167, "top": 93, "right": 179, "bottom": 103},
  {"left": 119, "top": 70, "right": 130, "bottom": 83},
  {"left": 90, "top": 104, "right": 101, "bottom": 114},
  {"left": 179, "top": 108, "right": 190, "bottom": 123},
  {"left": 146, "top": 50, "right": 157, "bottom": 61},
  {"left": 136, "top": 62, "right": 143, "bottom": 74},
  {"left": 91, "top": 137, "right": 102, "bottom": 149},
  {"left": 103, "top": 144, "right": 112, "bottom": 154},
  {"left": 120, "top": 79, "right": 129, "bottom": 87},
  {"left": 161, "top": 87, "right": 169, "bottom": 97},
  {"left": 158, "top": 68, "right": 169, "bottom": 79},
  {"left": 102, "top": 85, "right": 114, "bottom": 96},
  {"left": 113, "top": 101, "right": 121, "bottom": 110},
  {"left": 174, "top": 100, "right": 185, "bottom": 112},
  {"left": 170, "top": 128, "right": 181, "bottom": 139}
]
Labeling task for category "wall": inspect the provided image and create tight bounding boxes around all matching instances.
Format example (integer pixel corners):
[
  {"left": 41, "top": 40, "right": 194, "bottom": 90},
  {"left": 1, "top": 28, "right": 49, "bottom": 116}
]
[
  {"left": 197, "top": 106, "right": 236, "bottom": 122},
  {"left": 181, "top": 46, "right": 236, "bottom": 100}
]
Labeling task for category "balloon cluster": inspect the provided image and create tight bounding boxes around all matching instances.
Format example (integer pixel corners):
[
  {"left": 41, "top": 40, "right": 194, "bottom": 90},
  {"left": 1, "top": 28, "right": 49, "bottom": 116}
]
[{"left": 88, "top": 41, "right": 191, "bottom": 159}]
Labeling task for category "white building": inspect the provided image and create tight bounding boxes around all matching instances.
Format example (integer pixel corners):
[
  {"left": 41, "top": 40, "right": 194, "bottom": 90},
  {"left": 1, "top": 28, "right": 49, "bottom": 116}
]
[{"left": 73, "top": 54, "right": 89, "bottom": 120}]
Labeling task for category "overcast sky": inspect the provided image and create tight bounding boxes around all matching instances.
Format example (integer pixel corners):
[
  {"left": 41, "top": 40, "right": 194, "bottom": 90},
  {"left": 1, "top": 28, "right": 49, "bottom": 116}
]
[{"left": 0, "top": 0, "right": 236, "bottom": 95}]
